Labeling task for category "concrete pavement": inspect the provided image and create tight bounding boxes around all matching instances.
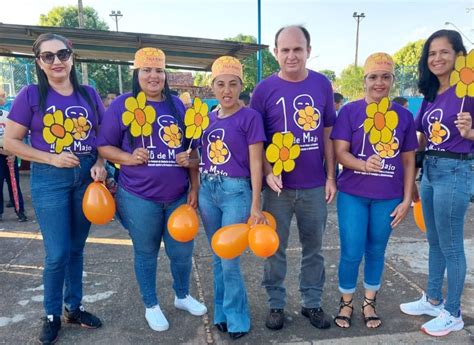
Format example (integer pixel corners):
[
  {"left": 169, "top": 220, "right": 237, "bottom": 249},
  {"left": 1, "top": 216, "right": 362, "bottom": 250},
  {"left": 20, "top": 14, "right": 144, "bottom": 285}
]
[{"left": 0, "top": 171, "right": 472, "bottom": 344}]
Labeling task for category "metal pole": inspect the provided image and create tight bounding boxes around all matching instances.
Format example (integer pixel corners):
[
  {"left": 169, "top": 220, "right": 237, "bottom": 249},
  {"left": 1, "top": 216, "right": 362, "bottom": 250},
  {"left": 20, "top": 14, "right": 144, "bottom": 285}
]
[
  {"left": 110, "top": 10, "right": 124, "bottom": 93},
  {"left": 78, "top": 0, "right": 89, "bottom": 84},
  {"left": 353, "top": 12, "right": 365, "bottom": 67},
  {"left": 257, "top": 0, "right": 262, "bottom": 82}
]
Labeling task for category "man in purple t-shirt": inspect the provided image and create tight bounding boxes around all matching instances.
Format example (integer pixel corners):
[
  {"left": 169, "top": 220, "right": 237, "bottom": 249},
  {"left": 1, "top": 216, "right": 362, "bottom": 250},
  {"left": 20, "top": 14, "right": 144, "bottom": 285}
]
[{"left": 250, "top": 25, "right": 336, "bottom": 331}]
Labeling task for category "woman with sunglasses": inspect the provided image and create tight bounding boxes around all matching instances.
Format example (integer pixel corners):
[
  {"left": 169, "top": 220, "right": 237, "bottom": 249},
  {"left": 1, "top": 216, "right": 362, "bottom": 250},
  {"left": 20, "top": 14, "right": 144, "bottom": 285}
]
[
  {"left": 4, "top": 33, "right": 106, "bottom": 344},
  {"left": 400, "top": 30, "right": 473, "bottom": 337},
  {"left": 97, "top": 47, "right": 207, "bottom": 332}
]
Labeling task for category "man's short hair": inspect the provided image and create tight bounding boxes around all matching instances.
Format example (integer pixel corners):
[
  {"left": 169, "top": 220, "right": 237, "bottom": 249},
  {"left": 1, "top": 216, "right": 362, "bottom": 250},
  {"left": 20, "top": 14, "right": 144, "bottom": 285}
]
[
  {"left": 274, "top": 25, "right": 311, "bottom": 48},
  {"left": 393, "top": 96, "right": 408, "bottom": 106},
  {"left": 334, "top": 93, "right": 344, "bottom": 103}
]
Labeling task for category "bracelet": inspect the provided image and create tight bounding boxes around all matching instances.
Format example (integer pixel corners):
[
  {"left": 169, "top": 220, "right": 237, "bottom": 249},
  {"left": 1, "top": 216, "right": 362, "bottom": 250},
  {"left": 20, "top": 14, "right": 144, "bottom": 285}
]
[{"left": 327, "top": 176, "right": 335, "bottom": 180}]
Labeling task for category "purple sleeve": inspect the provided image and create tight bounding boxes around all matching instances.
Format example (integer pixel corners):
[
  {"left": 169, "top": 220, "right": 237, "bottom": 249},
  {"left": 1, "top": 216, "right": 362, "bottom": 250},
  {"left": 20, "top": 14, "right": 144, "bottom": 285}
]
[
  {"left": 401, "top": 112, "right": 419, "bottom": 152},
  {"left": 330, "top": 104, "right": 352, "bottom": 142},
  {"left": 323, "top": 79, "right": 336, "bottom": 127},
  {"left": 7, "top": 85, "right": 35, "bottom": 128},
  {"left": 97, "top": 100, "right": 123, "bottom": 148},
  {"left": 245, "top": 109, "right": 266, "bottom": 145},
  {"left": 414, "top": 100, "right": 425, "bottom": 132}
]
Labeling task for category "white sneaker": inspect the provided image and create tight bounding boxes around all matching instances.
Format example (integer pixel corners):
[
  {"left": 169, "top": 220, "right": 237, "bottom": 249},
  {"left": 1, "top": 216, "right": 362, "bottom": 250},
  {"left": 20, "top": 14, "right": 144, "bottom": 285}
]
[
  {"left": 421, "top": 309, "right": 464, "bottom": 337},
  {"left": 400, "top": 292, "right": 443, "bottom": 317},
  {"left": 145, "top": 305, "right": 169, "bottom": 332},
  {"left": 174, "top": 295, "right": 207, "bottom": 316}
]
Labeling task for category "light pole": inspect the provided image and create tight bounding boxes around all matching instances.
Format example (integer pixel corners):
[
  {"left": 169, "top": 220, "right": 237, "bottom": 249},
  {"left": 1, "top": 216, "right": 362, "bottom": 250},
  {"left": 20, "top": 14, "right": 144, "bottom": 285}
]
[
  {"left": 353, "top": 12, "right": 365, "bottom": 67},
  {"left": 78, "top": 0, "right": 88, "bottom": 84},
  {"left": 445, "top": 21, "right": 474, "bottom": 46},
  {"left": 110, "top": 10, "right": 124, "bottom": 94}
]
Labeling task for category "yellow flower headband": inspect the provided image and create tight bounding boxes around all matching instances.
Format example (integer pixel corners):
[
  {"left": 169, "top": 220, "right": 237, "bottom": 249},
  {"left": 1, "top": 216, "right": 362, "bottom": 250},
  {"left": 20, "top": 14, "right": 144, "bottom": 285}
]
[
  {"left": 133, "top": 47, "right": 166, "bottom": 69},
  {"left": 211, "top": 56, "right": 243, "bottom": 81}
]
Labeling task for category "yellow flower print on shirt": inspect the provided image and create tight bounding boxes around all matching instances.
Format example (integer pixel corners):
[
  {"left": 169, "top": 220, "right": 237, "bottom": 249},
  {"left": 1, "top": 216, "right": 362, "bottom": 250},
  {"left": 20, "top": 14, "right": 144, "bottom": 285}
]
[
  {"left": 297, "top": 105, "right": 319, "bottom": 131},
  {"left": 265, "top": 132, "right": 301, "bottom": 176},
  {"left": 122, "top": 91, "right": 156, "bottom": 137},
  {"left": 43, "top": 110, "right": 74, "bottom": 154},
  {"left": 363, "top": 97, "right": 398, "bottom": 144},
  {"left": 209, "top": 139, "right": 229, "bottom": 165},
  {"left": 430, "top": 121, "right": 447, "bottom": 144},
  {"left": 72, "top": 116, "right": 91, "bottom": 140},
  {"left": 375, "top": 139, "right": 399, "bottom": 158},
  {"left": 449, "top": 49, "right": 474, "bottom": 98},
  {"left": 163, "top": 124, "right": 182, "bottom": 148}
]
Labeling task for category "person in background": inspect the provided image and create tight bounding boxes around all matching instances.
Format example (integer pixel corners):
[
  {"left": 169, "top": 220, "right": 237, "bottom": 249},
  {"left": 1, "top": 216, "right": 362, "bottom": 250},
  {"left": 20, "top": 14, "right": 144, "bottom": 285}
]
[
  {"left": 4, "top": 33, "right": 106, "bottom": 344},
  {"left": 393, "top": 96, "right": 409, "bottom": 109},
  {"left": 331, "top": 52, "right": 417, "bottom": 329},
  {"left": 179, "top": 91, "right": 193, "bottom": 109},
  {"left": 250, "top": 25, "right": 336, "bottom": 331},
  {"left": 239, "top": 92, "right": 250, "bottom": 106},
  {"left": 103, "top": 91, "right": 119, "bottom": 110},
  {"left": 334, "top": 92, "right": 344, "bottom": 114},
  {"left": 97, "top": 47, "right": 206, "bottom": 333},
  {"left": 400, "top": 29, "right": 473, "bottom": 337}
]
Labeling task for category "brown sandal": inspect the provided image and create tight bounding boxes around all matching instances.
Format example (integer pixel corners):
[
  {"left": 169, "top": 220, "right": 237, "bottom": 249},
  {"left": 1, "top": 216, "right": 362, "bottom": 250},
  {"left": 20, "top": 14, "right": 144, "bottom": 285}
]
[
  {"left": 334, "top": 297, "right": 353, "bottom": 328},
  {"left": 361, "top": 296, "right": 381, "bottom": 329}
]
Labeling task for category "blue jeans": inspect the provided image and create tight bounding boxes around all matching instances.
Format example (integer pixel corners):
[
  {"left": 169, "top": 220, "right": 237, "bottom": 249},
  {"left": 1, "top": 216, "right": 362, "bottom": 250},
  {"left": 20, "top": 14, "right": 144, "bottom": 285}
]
[
  {"left": 116, "top": 187, "right": 193, "bottom": 308},
  {"left": 337, "top": 191, "right": 401, "bottom": 293},
  {"left": 30, "top": 154, "right": 97, "bottom": 316},
  {"left": 198, "top": 174, "right": 251, "bottom": 333},
  {"left": 262, "top": 186, "right": 327, "bottom": 309},
  {"left": 421, "top": 156, "right": 472, "bottom": 315}
]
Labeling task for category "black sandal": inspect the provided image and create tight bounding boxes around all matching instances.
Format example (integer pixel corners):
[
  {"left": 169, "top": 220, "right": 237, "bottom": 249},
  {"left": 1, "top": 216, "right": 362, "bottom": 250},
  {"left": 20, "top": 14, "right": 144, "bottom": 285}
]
[
  {"left": 334, "top": 297, "right": 353, "bottom": 328},
  {"left": 361, "top": 295, "right": 381, "bottom": 329}
]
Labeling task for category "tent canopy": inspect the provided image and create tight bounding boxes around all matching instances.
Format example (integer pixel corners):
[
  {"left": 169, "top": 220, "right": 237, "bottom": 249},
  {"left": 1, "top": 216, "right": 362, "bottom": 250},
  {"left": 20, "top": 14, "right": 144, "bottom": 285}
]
[{"left": 0, "top": 23, "right": 265, "bottom": 71}]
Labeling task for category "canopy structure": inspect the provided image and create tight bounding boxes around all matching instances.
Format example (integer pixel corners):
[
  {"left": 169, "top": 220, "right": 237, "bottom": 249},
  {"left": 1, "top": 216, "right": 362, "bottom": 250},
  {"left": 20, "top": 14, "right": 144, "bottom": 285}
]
[{"left": 0, "top": 23, "right": 265, "bottom": 71}]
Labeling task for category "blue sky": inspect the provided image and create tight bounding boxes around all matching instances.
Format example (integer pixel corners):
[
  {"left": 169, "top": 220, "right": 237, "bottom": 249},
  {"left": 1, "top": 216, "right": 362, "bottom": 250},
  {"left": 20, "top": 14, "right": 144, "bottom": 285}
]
[{"left": 1, "top": 0, "right": 473, "bottom": 75}]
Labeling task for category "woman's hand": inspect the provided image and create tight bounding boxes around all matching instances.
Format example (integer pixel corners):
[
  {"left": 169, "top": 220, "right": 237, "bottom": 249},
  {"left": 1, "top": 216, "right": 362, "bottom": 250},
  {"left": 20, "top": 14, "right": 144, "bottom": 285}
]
[
  {"left": 390, "top": 199, "right": 411, "bottom": 228},
  {"left": 364, "top": 154, "right": 383, "bottom": 173},
  {"left": 128, "top": 148, "right": 149, "bottom": 166},
  {"left": 248, "top": 206, "right": 266, "bottom": 227},
  {"left": 51, "top": 152, "right": 80, "bottom": 168},
  {"left": 90, "top": 160, "right": 107, "bottom": 182},
  {"left": 325, "top": 178, "right": 337, "bottom": 203},
  {"left": 455, "top": 112, "right": 473, "bottom": 139},
  {"left": 187, "top": 187, "right": 198, "bottom": 209}
]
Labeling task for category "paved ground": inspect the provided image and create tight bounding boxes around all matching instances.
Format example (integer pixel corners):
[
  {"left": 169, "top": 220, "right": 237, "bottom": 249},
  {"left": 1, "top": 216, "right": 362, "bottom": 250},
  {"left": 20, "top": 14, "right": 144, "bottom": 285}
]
[{"left": 0, "top": 171, "right": 473, "bottom": 344}]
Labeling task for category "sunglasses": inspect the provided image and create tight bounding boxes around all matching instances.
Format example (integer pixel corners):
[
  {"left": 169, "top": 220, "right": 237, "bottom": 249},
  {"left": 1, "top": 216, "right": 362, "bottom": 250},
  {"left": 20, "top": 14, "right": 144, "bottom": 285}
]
[{"left": 37, "top": 49, "right": 73, "bottom": 64}]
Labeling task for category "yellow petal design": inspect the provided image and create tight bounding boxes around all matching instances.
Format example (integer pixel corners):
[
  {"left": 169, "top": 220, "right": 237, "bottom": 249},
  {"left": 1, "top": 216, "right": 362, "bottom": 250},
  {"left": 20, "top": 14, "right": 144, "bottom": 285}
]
[
  {"left": 266, "top": 144, "right": 280, "bottom": 163},
  {"left": 137, "top": 91, "right": 147, "bottom": 109},
  {"left": 366, "top": 103, "right": 377, "bottom": 118},
  {"left": 43, "top": 114, "right": 54, "bottom": 126},
  {"left": 456, "top": 82, "right": 468, "bottom": 98},
  {"left": 379, "top": 97, "right": 389, "bottom": 113}
]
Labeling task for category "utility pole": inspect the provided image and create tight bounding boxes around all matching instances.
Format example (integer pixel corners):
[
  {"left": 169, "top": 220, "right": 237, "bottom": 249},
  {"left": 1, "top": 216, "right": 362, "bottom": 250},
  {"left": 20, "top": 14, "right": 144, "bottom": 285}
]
[
  {"left": 110, "top": 10, "right": 124, "bottom": 94},
  {"left": 78, "top": 0, "right": 88, "bottom": 84},
  {"left": 353, "top": 12, "right": 365, "bottom": 67}
]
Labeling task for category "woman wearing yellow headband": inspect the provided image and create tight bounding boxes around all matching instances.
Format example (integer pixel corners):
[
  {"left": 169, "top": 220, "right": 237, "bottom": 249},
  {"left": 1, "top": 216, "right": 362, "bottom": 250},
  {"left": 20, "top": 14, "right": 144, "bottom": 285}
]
[
  {"left": 97, "top": 47, "right": 207, "bottom": 332},
  {"left": 330, "top": 52, "right": 417, "bottom": 329},
  {"left": 177, "top": 56, "right": 266, "bottom": 339}
]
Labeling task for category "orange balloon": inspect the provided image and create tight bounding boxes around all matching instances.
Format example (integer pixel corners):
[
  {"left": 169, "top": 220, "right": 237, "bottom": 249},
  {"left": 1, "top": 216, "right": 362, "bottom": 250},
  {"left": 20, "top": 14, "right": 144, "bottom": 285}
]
[
  {"left": 82, "top": 182, "right": 116, "bottom": 225},
  {"left": 167, "top": 204, "right": 199, "bottom": 242},
  {"left": 211, "top": 223, "right": 250, "bottom": 259},
  {"left": 248, "top": 224, "right": 280, "bottom": 258},
  {"left": 413, "top": 200, "right": 426, "bottom": 233},
  {"left": 247, "top": 211, "right": 277, "bottom": 230}
]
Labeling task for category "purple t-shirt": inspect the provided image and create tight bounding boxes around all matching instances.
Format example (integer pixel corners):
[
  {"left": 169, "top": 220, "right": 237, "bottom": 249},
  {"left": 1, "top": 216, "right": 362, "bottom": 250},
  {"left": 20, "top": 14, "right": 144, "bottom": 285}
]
[
  {"left": 331, "top": 99, "right": 418, "bottom": 199},
  {"left": 250, "top": 70, "right": 336, "bottom": 189},
  {"left": 199, "top": 107, "right": 266, "bottom": 177},
  {"left": 8, "top": 85, "right": 103, "bottom": 154},
  {"left": 97, "top": 93, "right": 190, "bottom": 203},
  {"left": 415, "top": 86, "right": 474, "bottom": 153}
]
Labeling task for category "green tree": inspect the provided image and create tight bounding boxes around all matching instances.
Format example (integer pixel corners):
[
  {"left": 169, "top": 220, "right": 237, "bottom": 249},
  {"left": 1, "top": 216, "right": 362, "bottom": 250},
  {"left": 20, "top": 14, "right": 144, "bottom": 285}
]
[
  {"left": 318, "top": 69, "right": 336, "bottom": 82},
  {"left": 393, "top": 39, "right": 425, "bottom": 96},
  {"left": 39, "top": 6, "right": 108, "bottom": 30},
  {"left": 38, "top": 6, "right": 132, "bottom": 96},
  {"left": 193, "top": 71, "right": 212, "bottom": 87},
  {"left": 334, "top": 65, "right": 364, "bottom": 101},
  {"left": 225, "top": 34, "right": 279, "bottom": 93}
]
